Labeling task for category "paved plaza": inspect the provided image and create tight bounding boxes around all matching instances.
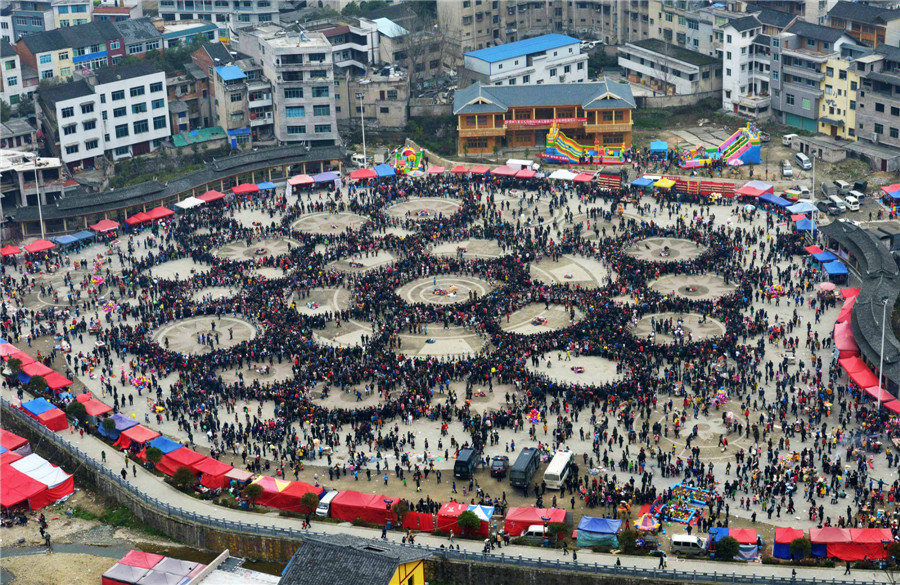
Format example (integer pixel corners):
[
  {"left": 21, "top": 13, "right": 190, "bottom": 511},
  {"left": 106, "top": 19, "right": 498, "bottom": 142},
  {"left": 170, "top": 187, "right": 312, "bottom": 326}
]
[
  {"left": 529, "top": 254, "right": 616, "bottom": 287},
  {"left": 214, "top": 238, "right": 299, "bottom": 261},
  {"left": 630, "top": 312, "right": 727, "bottom": 344},
  {"left": 395, "top": 274, "right": 497, "bottom": 305},
  {"left": 500, "top": 302, "right": 584, "bottom": 335},
  {"left": 292, "top": 212, "right": 369, "bottom": 233},
  {"left": 624, "top": 236, "right": 709, "bottom": 262},
  {"left": 647, "top": 272, "right": 738, "bottom": 300},
  {"left": 431, "top": 238, "right": 509, "bottom": 259},
  {"left": 153, "top": 315, "right": 258, "bottom": 355},
  {"left": 384, "top": 197, "right": 462, "bottom": 221}
]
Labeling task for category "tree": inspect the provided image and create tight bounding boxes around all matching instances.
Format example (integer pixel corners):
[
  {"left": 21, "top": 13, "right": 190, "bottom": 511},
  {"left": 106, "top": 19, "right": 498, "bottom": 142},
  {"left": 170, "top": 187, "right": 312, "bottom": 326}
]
[
  {"left": 618, "top": 528, "right": 638, "bottom": 553},
  {"left": 26, "top": 375, "right": 47, "bottom": 394},
  {"left": 715, "top": 536, "right": 740, "bottom": 560},
  {"left": 102, "top": 417, "right": 117, "bottom": 434},
  {"left": 145, "top": 446, "right": 164, "bottom": 467},
  {"left": 300, "top": 492, "right": 320, "bottom": 515},
  {"left": 0, "top": 99, "right": 9, "bottom": 123},
  {"left": 66, "top": 400, "right": 87, "bottom": 423},
  {"left": 171, "top": 466, "right": 196, "bottom": 491},
  {"left": 394, "top": 500, "right": 410, "bottom": 525},
  {"left": 789, "top": 537, "right": 811, "bottom": 560},
  {"left": 456, "top": 510, "right": 481, "bottom": 537},
  {"left": 243, "top": 483, "right": 263, "bottom": 508},
  {"left": 7, "top": 358, "right": 23, "bottom": 374}
]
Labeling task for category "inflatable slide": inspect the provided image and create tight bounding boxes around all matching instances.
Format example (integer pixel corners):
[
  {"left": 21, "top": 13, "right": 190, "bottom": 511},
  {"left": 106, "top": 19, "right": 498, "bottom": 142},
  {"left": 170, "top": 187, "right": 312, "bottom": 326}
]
[
  {"left": 543, "top": 123, "right": 625, "bottom": 164},
  {"left": 679, "top": 123, "right": 761, "bottom": 169}
]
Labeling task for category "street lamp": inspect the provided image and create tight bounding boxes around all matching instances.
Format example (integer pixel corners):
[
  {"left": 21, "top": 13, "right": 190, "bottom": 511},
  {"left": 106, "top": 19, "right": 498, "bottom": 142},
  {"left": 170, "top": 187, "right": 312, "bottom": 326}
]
[
  {"left": 356, "top": 92, "right": 367, "bottom": 167},
  {"left": 878, "top": 296, "right": 890, "bottom": 411}
]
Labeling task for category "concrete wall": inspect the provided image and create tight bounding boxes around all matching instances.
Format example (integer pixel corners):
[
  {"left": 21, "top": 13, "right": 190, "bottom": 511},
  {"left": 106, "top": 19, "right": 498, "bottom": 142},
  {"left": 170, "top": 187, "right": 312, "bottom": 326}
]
[
  {"left": 635, "top": 90, "right": 720, "bottom": 109},
  {"left": 409, "top": 99, "right": 452, "bottom": 118},
  {"left": 426, "top": 557, "right": 672, "bottom": 585}
]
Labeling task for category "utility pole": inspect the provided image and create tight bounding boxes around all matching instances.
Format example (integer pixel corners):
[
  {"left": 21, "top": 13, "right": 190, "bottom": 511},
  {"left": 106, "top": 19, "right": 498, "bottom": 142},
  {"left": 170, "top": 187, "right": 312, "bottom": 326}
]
[
  {"left": 878, "top": 296, "right": 889, "bottom": 412},
  {"left": 356, "top": 92, "right": 367, "bottom": 166}
]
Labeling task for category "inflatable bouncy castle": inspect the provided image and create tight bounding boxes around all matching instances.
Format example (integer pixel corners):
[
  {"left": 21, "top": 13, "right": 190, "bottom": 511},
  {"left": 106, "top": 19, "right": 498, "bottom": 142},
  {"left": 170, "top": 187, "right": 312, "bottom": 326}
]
[
  {"left": 679, "top": 123, "right": 761, "bottom": 169},
  {"left": 543, "top": 123, "right": 624, "bottom": 164},
  {"left": 394, "top": 147, "right": 423, "bottom": 172}
]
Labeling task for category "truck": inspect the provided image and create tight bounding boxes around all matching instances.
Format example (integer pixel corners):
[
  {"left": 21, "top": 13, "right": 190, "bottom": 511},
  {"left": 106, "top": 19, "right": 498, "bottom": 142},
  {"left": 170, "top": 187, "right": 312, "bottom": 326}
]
[
  {"left": 506, "top": 159, "right": 540, "bottom": 172},
  {"left": 509, "top": 447, "right": 540, "bottom": 489},
  {"left": 454, "top": 447, "right": 479, "bottom": 479}
]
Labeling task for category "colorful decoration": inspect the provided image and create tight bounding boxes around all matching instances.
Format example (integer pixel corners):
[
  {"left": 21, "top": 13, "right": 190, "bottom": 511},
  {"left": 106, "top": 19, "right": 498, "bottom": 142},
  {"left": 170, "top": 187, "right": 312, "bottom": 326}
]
[
  {"left": 103, "top": 300, "right": 118, "bottom": 313},
  {"left": 528, "top": 408, "right": 541, "bottom": 424},
  {"left": 394, "top": 147, "right": 423, "bottom": 173},
  {"left": 680, "top": 122, "right": 761, "bottom": 169},
  {"left": 543, "top": 123, "right": 625, "bottom": 165},
  {"left": 532, "top": 316, "right": 548, "bottom": 326},
  {"left": 636, "top": 513, "right": 660, "bottom": 532}
]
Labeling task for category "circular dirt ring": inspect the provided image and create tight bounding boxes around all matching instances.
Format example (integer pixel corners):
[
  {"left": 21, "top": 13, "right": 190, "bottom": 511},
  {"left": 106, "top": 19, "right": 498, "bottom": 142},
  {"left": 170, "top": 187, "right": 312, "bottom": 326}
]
[
  {"left": 624, "top": 237, "right": 708, "bottom": 262},
  {"left": 647, "top": 273, "right": 737, "bottom": 300},
  {"left": 630, "top": 312, "right": 726, "bottom": 344},
  {"left": 396, "top": 275, "right": 495, "bottom": 305},
  {"left": 384, "top": 197, "right": 462, "bottom": 221},
  {"left": 292, "top": 212, "right": 370, "bottom": 234},
  {"left": 154, "top": 316, "right": 258, "bottom": 355},
  {"left": 500, "top": 303, "right": 584, "bottom": 335}
]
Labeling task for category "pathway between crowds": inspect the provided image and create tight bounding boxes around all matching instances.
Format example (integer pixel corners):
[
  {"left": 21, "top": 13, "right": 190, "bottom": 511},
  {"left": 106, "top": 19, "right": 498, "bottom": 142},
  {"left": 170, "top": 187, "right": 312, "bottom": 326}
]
[{"left": 6, "top": 398, "right": 890, "bottom": 584}]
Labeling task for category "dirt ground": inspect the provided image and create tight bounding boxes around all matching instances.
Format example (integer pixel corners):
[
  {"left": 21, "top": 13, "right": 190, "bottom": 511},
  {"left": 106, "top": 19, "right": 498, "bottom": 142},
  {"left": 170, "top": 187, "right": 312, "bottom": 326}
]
[{"left": 1, "top": 553, "right": 114, "bottom": 585}]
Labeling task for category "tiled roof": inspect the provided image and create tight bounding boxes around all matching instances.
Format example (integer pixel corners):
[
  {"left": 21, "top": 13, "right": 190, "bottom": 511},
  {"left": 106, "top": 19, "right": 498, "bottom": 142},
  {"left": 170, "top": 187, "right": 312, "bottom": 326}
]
[
  {"left": 1, "top": 42, "right": 16, "bottom": 59},
  {"left": 20, "top": 21, "right": 120, "bottom": 54},
  {"left": 727, "top": 15, "right": 761, "bottom": 33},
  {"left": 454, "top": 78, "right": 636, "bottom": 115},
  {"left": 114, "top": 18, "right": 162, "bottom": 45},
  {"left": 93, "top": 61, "right": 159, "bottom": 85},
  {"left": 200, "top": 42, "right": 236, "bottom": 65},
  {"left": 627, "top": 38, "right": 720, "bottom": 67},
  {"left": 828, "top": 1, "right": 900, "bottom": 25},
  {"left": 746, "top": 5, "right": 797, "bottom": 30},
  {"left": 787, "top": 20, "right": 847, "bottom": 43},
  {"left": 39, "top": 79, "right": 94, "bottom": 108}
]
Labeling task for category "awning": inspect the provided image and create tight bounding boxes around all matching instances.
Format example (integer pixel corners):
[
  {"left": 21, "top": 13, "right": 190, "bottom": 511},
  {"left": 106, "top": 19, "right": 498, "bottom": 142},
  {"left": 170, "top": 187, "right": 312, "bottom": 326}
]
[
  {"left": 313, "top": 172, "right": 339, "bottom": 183},
  {"left": 796, "top": 219, "right": 817, "bottom": 232},
  {"left": 125, "top": 212, "right": 151, "bottom": 226},
  {"left": 349, "top": 168, "right": 376, "bottom": 180},
  {"left": 53, "top": 235, "right": 78, "bottom": 246},
  {"left": 759, "top": 193, "right": 791, "bottom": 207},
  {"left": 175, "top": 197, "right": 205, "bottom": 210},
  {"left": 146, "top": 206, "right": 174, "bottom": 220},
  {"left": 805, "top": 245, "right": 824, "bottom": 255},
  {"left": 813, "top": 251, "right": 837, "bottom": 262},
  {"left": 823, "top": 260, "right": 848, "bottom": 275},
  {"left": 288, "top": 175, "right": 314, "bottom": 186},
  {"left": 882, "top": 184, "right": 900, "bottom": 195},
  {"left": 884, "top": 400, "right": 900, "bottom": 415},
  {"left": 864, "top": 386, "right": 892, "bottom": 402},
  {"left": 650, "top": 140, "right": 668, "bottom": 152},
  {"left": 256, "top": 181, "right": 276, "bottom": 190},
  {"left": 790, "top": 214, "right": 807, "bottom": 221},
  {"left": 232, "top": 183, "right": 259, "bottom": 194},
  {"left": 73, "top": 230, "right": 95, "bottom": 241},
  {"left": 0, "top": 245, "right": 22, "bottom": 256},
  {"left": 24, "top": 240, "right": 55, "bottom": 253},
  {"left": 515, "top": 169, "right": 536, "bottom": 179},
  {"left": 374, "top": 163, "right": 395, "bottom": 177},
  {"left": 631, "top": 177, "right": 654, "bottom": 188},
  {"left": 573, "top": 173, "right": 595, "bottom": 183},
  {"left": 450, "top": 165, "right": 469, "bottom": 174},
  {"left": 788, "top": 202, "right": 817, "bottom": 214},
  {"left": 197, "top": 190, "right": 225, "bottom": 202},
  {"left": 654, "top": 178, "right": 675, "bottom": 189},
  {"left": 469, "top": 165, "right": 490, "bottom": 175},
  {"left": 736, "top": 186, "right": 765, "bottom": 197},
  {"left": 491, "top": 165, "right": 517, "bottom": 176},
  {"left": 549, "top": 169, "right": 577, "bottom": 181},
  {"left": 427, "top": 166, "right": 445, "bottom": 175}
]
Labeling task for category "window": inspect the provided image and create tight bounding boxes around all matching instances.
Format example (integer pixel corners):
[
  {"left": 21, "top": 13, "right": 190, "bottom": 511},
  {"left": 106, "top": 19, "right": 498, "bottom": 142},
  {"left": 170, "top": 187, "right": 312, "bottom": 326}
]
[
  {"left": 39, "top": 54, "right": 52, "bottom": 65},
  {"left": 6, "top": 76, "right": 16, "bottom": 86},
  {"left": 58, "top": 51, "right": 68, "bottom": 61},
  {"left": 153, "top": 115, "right": 166, "bottom": 130},
  {"left": 508, "top": 78, "right": 516, "bottom": 85},
  {"left": 549, "top": 68, "right": 557, "bottom": 77},
  {"left": 150, "top": 82, "right": 163, "bottom": 93},
  {"left": 58, "top": 5, "right": 69, "bottom": 13},
  {"left": 230, "top": 92, "right": 243, "bottom": 103},
  {"left": 563, "top": 65, "right": 570, "bottom": 73},
  {"left": 726, "top": 68, "right": 731, "bottom": 76},
  {"left": 63, "top": 124, "right": 77, "bottom": 136},
  {"left": 891, "top": 127, "right": 899, "bottom": 139},
  {"left": 287, "top": 125, "right": 306, "bottom": 134},
  {"left": 146, "top": 41, "right": 159, "bottom": 51},
  {"left": 839, "top": 70, "right": 847, "bottom": 80},
  {"left": 284, "top": 88, "right": 303, "bottom": 99},
  {"left": 850, "top": 100, "right": 856, "bottom": 110},
  {"left": 127, "top": 43, "right": 143, "bottom": 55},
  {"left": 577, "top": 62, "right": 583, "bottom": 71},
  {"left": 85, "top": 139, "right": 98, "bottom": 149},
  {"left": 772, "top": 72, "right": 778, "bottom": 81},
  {"left": 64, "top": 144, "right": 79, "bottom": 155},
  {"left": 152, "top": 98, "right": 165, "bottom": 109},
  {"left": 875, "top": 123, "right": 884, "bottom": 134},
  {"left": 851, "top": 81, "right": 857, "bottom": 91},
  {"left": 786, "top": 93, "right": 795, "bottom": 106},
  {"left": 285, "top": 106, "right": 305, "bottom": 117},
  {"left": 132, "top": 103, "right": 147, "bottom": 114},
  {"left": 83, "top": 120, "right": 96, "bottom": 131},
  {"left": 314, "top": 124, "right": 331, "bottom": 133},
  {"left": 41, "top": 70, "right": 54, "bottom": 79},
  {"left": 379, "top": 106, "right": 389, "bottom": 114},
  {"left": 113, "top": 107, "right": 126, "bottom": 118},
  {"left": 114, "top": 146, "right": 129, "bottom": 156},
  {"left": 523, "top": 75, "right": 530, "bottom": 83},
  {"left": 79, "top": 102, "right": 94, "bottom": 114},
  {"left": 72, "top": 4, "right": 86, "bottom": 12},
  {"left": 876, "top": 103, "right": 885, "bottom": 113},
  {"left": 133, "top": 120, "right": 148, "bottom": 134},
  {"left": 115, "top": 123, "right": 129, "bottom": 138},
  {"left": 313, "top": 104, "right": 330, "bottom": 116},
  {"left": 112, "top": 90, "right": 125, "bottom": 101},
  {"left": 312, "top": 86, "right": 329, "bottom": 98},
  {"left": 130, "top": 86, "right": 145, "bottom": 97},
  {"left": 61, "top": 106, "right": 74, "bottom": 118},
  {"left": 110, "top": 41, "right": 120, "bottom": 50},
  {"left": 826, "top": 67, "right": 834, "bottom": 77},
  {"left": 310, "top": 70, "right": 327, "bottom": 79}
]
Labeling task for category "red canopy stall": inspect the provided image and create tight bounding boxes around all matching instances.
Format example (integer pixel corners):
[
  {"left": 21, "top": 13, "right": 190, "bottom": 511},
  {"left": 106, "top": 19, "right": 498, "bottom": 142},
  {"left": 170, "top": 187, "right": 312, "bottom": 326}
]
[
  {"left": 155, "top": 446, "right": 205, "bottom": 476},
  {"left": 192, "top": 457, "right": 234, "bottom": 490},
  {"left": 113, "top": 425, "right": 160, "bottom": 449},
  {"left": 503, "top": 506, "right": 567, "bottom": 537},
  {"left": 329, "top": 490, "right": 396, "bottom": 526}
]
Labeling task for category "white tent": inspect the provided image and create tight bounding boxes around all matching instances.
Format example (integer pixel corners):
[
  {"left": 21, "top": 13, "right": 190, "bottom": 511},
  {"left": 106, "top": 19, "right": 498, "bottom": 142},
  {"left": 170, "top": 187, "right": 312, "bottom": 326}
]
[
  {"left": 548, "top": 169, "right": 578, "bottom": 181},
  {"left": 175, "top": 196, "right": 206, "bottom": 210},
  {"left": 11, "top": 454, "right": 72, "bottom": 487}
]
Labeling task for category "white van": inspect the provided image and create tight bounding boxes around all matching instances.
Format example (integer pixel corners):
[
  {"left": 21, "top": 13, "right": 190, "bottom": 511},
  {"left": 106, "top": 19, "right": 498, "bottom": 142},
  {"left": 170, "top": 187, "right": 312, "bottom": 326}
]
[
  {"left": 521, "top": 524, "right": 552, "bottom": 542},
  {"left": 783, "top": 133, "right": 798, "bottom": 147},
  {"left": 316, "top": 490, "right": 339, "bottom": 517},
  {"left": 828, "top": 195, "right": 848, "bottom": 212},
  {"left": 350, "top": 153, "right": 367, "bottom": 168},
  {"left": 843, "top": 195, "right": 860, "bottom": 211},
  {"left": 833, "top": 180, "right": 851, "bottom": 195},
  {"left": 543, "top": 451, "right": 574, "bottom": 490},
  {"left": 795, "top": 152, "right": 812, "bottom": 170},
  {"left": 671, "top": 535, "right": 708, "bottom": 556}
]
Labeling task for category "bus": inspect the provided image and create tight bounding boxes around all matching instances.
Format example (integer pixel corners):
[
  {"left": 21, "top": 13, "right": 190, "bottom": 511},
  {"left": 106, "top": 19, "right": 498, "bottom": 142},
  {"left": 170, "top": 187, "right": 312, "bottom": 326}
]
[{"left": 543, "top": 451, "right": 573, "bottom": 490}]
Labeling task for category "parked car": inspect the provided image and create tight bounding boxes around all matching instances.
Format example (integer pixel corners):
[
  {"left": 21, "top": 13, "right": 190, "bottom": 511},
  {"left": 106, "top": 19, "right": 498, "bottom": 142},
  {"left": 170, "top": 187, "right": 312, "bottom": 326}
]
[
  {"left": 783, "top": 133, "right": 798, "bottom": 147},
  {"left": 781, "top": 160, "right": 793, "bottom": 177},
  {"left": 490, "top": 455, "right": 509, "bottom": 478},
  {"left": 820, "top": 181, "right": 838, "bottom": 198},
  {"left": 759, "top": 131, "right": 770, "bottom": 143}
]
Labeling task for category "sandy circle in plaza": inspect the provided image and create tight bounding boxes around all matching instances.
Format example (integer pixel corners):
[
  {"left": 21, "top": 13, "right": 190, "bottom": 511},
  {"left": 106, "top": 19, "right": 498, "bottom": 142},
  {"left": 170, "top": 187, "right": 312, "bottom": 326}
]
[
  {"left": 191, "top": 286, "right": 239, "bottom": 303},
  {"left": 292, "top": 288, "right": 351, "bottom": 315},
  {"left": 214, "top": 238, "right": 299, "bottom": 260},
  {"left": 500, "top": 303, "right": 584, "bottom": 335},
  {"left": 529, "top": 255, "right": 615, "bottom": 288},
  {"left": 432, "top": 238, "right": 508, "bottom": 259},
  {"left": 396, "top": 325, "right": 488, "bottom": 357},
  {"left": 630, "top": 312, "right": 726, "bottom": 344},
  {"left": 153, "top": 315, "right": 257, "bottom": 355},
  {"left": 327, "top": 250, "right": 396, "bottom": 273},
  {"left": 249, "top": 266, "right": 288, "bottom": 280},
  {"left": 396, "top": 275, "right": 495, "bottom": 305},
  {"left": 648, "top": 273, "right": 737, "bottom": 300},
  {"left": 624, "top": 237, "right": 708, "bottom": 262},
  {"left": 292, "top": 212, "right": 370, "bottom": 234},
  {"left": 229, "top": 207, "right": 285, "bottom": 229},
  {"left": 524, "top": 355, "right": 623, "bottom": 385},
  {"left": 147, "top": 257, "right": 208, "bottom": 280},
  {"left": 384, "top": 197, "right": 462, "bottom": 221}
]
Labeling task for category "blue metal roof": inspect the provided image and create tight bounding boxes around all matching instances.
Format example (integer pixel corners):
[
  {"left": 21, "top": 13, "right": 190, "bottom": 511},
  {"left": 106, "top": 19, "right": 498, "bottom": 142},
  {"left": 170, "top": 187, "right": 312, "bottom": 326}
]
[
  {"left": 215, "top": 65, "right": 246, "bottom": 82},
  {"left": 464, "top": 34, "right": 580, "bottom": 63}
]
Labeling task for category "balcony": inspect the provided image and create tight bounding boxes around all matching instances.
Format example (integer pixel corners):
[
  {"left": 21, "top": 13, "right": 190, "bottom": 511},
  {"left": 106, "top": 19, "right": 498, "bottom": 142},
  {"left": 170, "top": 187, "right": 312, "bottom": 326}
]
[
  {"left": 784, "top": 64, "right": 824, "bottom": 81},
  {"left": 248, "top": 96, "right": 272, "bottom": 108},
  {"left": 250, "top": 112, "right": 273, "bottom": 126},
  {"left": 735, "top": 94, "right": 770, "bottom": 108},
  {"left": 782, "top": 47, "right": 831, "bottom": 63}
]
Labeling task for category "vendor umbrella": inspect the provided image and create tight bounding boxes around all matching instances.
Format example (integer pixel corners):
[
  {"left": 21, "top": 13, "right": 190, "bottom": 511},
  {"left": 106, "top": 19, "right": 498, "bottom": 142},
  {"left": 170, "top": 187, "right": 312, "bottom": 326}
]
[
  {"left": 728, "top": 159, "right": 744, "bottom": 166},
  {"left": 819, "top": 282, "right": 836, "bottom": 291},
  {"left": 349, "top": 168, "right": 376, "bottom": 180},
  {"left": 24, "top": 240, "right": 55, "bottom": 253}
]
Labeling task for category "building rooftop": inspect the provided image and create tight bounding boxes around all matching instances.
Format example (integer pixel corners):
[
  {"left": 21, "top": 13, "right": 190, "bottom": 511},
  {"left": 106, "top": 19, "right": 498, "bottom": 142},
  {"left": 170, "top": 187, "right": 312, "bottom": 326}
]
[
  {"left": 727, "top": 15, "right": 762, "bottom": 33},
  {"left": 171, "top": 126, "right": 226, "bottom": 147},
  {"left": 746, "top": 5, "right": 797, "bottom": 30},
  {"left": 93, "top": 6, "right": 130, "bottom": 14},
  {"left": 465, "top": 33, "right": 580, "bottom": 64},
  {"left": 626, "top": 38, "right": 720, "bottom": 67},
  {"left": 39, "top": 79, "right": 94, "bottom": 108},
  {"left": 454, "top": 78, "right": 636, "bottom": 115},
  {"left": 20, "top": 20, "right": 120, "bottom": 54},
  {"left": 2, "top": 118, "right": 35, "bottom": 137},
  {"left": 278, "top": 534, "right": 432, "bottom": 585},
  {"left": 241, "top": 25, "right": 331, "bottom": 49},
  {"left": 93, "top": 61, "right": 160, "bottom": 84},
  {"left": 1, "top": 42, "right": 16, "bottom": 59},
  {"left": 197, "top": 41, "right": 237, "bottom": 66},
  {"left": 372, "top": 17, "right": 408, "bottom": 39},
  {"left": 215, "top": 65, "right": 247, "bottom": 82},
  {"left": 828, "top": 1, "right": 900, "bottom": 25},
  {"left": 114, "top": 17, "right": 162, "bottom": 45},
  {"left": 163, "top": 21, "right": 218, "bottom": 39},
  {"left": 786, "top": 20, "right": 848, "bottom": 44}
]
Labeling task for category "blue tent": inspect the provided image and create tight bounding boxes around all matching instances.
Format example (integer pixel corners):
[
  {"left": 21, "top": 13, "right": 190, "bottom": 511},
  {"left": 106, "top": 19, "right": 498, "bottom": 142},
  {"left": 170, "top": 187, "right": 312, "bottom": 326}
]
[
  {"left": 313, "top": 172, "right": 338, "bottom": 183},
  {"left": 53, "top": 235, "right": 78, "bottom": 246},
  {"left": 823, "top": 260, "right": 848, "bottom": 275},
  {"left": 72, "top": 230, "right": 96, "bottom": 241},
  {"left": 22, "top": 397, "right": 55, "bottom": 417},
  {"left": 98, "top": 413, "right": 139, "bottom": 439},
  {"left": 256, "top": 181, "right": 276, "bottom": 190},
  {"left": 576, "top": 517, "right": 622, "bottom": 547},
  {"left": 650, "top": 140, "right": 668, "bottom": 152},
  {"left": 374, "top": 163, "right": 396, "bottom": 178},
  {"left": 796, "top": 219, "right": 818, "bottom": 233},
  {"left": 631, "top": 177, "right": 654, "bottom": 188},
  {"left": 759, "top": 193, "right": 791, "bottom": 207},
  {"left": 147, "top": 435, "right": 182, "bottom": 454},
  {"left": 812, "top": 251, "right": 837, "bottom": 262},
  {"left": 787, "top": 202, "right": 816, "bottom": 214}
]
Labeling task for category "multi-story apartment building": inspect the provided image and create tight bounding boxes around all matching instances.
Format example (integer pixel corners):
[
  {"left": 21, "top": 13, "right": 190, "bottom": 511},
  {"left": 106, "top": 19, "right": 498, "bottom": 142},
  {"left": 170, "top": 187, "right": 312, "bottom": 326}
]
[
  {"left": 335, "top": 68, "right": 410, "bottom": 132},
  {"left": 51, "top": 0, "right": 92, "bottom": 28},
  {"left": 649, "top": 0, "right": 719, "bottom": 57},
  {"left": 15, "top": 18, "right": 160, "bottom": 81},
  {"left": 235, "top": 26, "right": 340, "bottom": 147},
  {"left": 734, "top": 0, "right": 837, "bottom": 26},
  {"left": 8, "top": 0, "right": 54, "bottom": 41},
  {"left": 770, "top": 20, "right": 860, "bottom": 132},
  {"left": 373, "top": 17, "right": 444, "bottom": 84},
  {"left": 157, "top": 0, "right": 282, "bottom": 37},
  {"left": 721, "top": 15, "right": 771, "bottom": 118},
  {"left": 618, "top": 38, "right": 722, "bottom": 95},
  {"left": 2, "top": 41, "right": 36, "bottom": 108},
  {"left": 0, "top": 149, "right": 67, "bottom": 209},
  {"left": 461, "top": 33, "right": 588, "bottom": 87},
  {"left": 38, "top": 62, "right": 170, "bottom": 169},
  {"left": 310, "top": 17, "right": 380, "bottom": 76},
  {"left": 817, "top": 53, "right": 859, "bottom": 140},
  {"left": 162, "top": 21, "right": 219, "bottom": 50},
  {"left": 92, "top": 5, "right": 141, "bottom": 23},
  {"left": 856, "top": 45, "right": 900, "bottom": 154},
  {"left": 167, "top": 62, "right": 213, "bottom": 133},
  {"left": 827, "top": 1, "right": 900, "bottom": 48},
  {"left": 212, "top": 64, "right": 251, "bottom": 147}
]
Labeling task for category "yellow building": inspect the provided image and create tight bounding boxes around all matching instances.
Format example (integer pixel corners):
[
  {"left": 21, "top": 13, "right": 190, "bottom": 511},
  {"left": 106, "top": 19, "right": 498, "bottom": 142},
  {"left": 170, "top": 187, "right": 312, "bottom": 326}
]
[
  {"left": 819, "top": 56, "right": 859, "bottom": 140},
  {"left": 279, "top": 534, "right": 431, "bottom": 585}
]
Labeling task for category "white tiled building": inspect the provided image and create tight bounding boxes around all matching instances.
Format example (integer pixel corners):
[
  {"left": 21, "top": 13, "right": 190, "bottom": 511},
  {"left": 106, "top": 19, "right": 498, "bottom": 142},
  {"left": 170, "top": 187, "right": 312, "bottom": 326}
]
[{"left": 461, "top": 33, "right": 588, "bottom": 87}]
